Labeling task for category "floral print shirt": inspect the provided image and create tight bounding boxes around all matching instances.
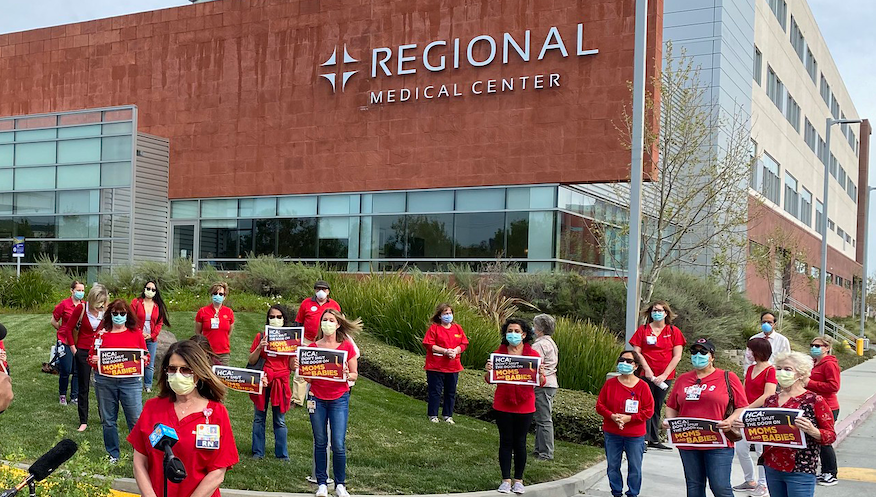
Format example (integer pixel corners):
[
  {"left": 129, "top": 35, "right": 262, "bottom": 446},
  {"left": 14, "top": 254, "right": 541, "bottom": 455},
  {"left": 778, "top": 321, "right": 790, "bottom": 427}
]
[{"left": 762, "top": 391, "right": 837, "bottom": 474}]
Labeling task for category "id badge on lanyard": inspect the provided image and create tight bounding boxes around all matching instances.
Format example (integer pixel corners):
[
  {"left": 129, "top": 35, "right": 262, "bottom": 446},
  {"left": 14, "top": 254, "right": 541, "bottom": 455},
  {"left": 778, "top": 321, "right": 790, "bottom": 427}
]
[
  {"left": 646, "top": 335, "right": 658, "bottom": 345},
  {"left": 196, "top": 408, "right": 220, "bottom": 449},
  {"left": 625, "top": 398, "right": 639, "bottom": 414},
  {"left": 210, "top": 316, "right": 220, "bottom": 329},
  {"left": 686, "top": 384, "right": 704, "bottom": 401}
]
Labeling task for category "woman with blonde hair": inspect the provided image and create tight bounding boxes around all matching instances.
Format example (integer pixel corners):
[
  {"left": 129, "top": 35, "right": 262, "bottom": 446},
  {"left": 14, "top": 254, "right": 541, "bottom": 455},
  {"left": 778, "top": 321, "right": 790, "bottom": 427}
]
[
  {"left": 195, "top": 282, "right": 235, "bottom": 365},
  {"left": 128, "top": 340, "right": 239, "bottom": 497},
  {"left": 293, "top": 308, "right": 362, "bottom": 497}
]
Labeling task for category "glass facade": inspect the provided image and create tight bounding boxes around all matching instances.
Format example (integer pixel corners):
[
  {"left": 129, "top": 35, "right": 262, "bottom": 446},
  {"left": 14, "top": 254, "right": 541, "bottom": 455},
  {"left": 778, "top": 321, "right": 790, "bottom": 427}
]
[
  {"left": 170, "top": 185, "right": 632, "bottom": 274},
  {"left": 0, "top": 108, "right": 137, "bottom": 277}
]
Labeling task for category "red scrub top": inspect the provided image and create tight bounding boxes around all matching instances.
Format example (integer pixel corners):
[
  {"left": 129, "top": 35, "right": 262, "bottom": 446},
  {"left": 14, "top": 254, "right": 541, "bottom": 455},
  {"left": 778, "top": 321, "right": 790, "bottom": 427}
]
[
  {"left": 128, "top": 397, "right": 239, "bottom": 497},
  {"left": 52, "top": 297, "right": 78, "bottom": 342},
  {"left": 492, "top": 344, "right": 542, "bottom": 414},
  {"left": 89, "top": 329, "right": 148, "bottom": 372},
  {"left": 629, "top": 324, "right": 687, "bottom": 380},
  {"left": 195, "top": 305, "right": 235, "bottom": 355},
  {"left": 305, "top": 340, "right": 357, "bottom": 401},
  {"left": 249, "top": 333, "right": 292, "bottom": 413},
  {"left": 295, "top": 298, "right": 342, "bottom": 342},
  {"left": 422, "top": 323, "right": 469, "bottom": 373}
]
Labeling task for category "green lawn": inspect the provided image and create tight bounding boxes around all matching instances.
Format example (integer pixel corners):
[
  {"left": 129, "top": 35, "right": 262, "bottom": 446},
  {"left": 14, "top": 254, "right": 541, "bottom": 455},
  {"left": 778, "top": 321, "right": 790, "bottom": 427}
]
[{"left": 0, "top": 312, "right": 601, "bottom": 494}]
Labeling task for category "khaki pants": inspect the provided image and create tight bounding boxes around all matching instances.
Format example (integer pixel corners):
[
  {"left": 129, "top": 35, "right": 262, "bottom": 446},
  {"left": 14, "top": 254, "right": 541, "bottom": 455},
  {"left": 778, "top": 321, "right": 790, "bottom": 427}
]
[{"left": 292, "top": 371, "right": 308, "bottom": 406}]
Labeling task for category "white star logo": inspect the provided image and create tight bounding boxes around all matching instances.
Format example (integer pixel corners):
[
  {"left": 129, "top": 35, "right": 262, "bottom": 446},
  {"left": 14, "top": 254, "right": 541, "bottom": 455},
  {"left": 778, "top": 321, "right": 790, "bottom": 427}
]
[{"left": 320, "top": 44, "right": 358, "bottom": 93}]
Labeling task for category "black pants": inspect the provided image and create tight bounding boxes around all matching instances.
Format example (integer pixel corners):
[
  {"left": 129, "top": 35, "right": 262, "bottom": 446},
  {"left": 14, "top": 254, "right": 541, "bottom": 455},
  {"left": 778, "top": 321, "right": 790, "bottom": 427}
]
[
  {"left": 645, "top": 379, "right": 672, "bottom": 443},
  {"left": 426, "top": 371, "right": 459, "bottom": 418},
  {"left": 74, "top": 349, "right": 94, "bottom": 425},
  {"left": 820, "top": 409, "right": 840, "bottom": 475},
  {"left": 495, "top": 410, "right": 533, "bottom": 480}
]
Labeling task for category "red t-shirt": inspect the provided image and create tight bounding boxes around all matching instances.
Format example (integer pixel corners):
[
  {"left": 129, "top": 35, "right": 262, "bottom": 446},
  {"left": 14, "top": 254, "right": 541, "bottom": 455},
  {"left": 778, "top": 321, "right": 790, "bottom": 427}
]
[
  {"left": 52, "top": 297, "right": 78, "bottom": 341},
  {"left": 595, "top": 376, "right": 656, "bottom": 437},
  {"left": 89, "top": 329, "right": 149, "bottom": 373},
  {"left": 492, "top": 344, "right": 541, "bottom": 414},
  {"left": 808, "top": 355, "right": 840, "bottom": 411},
  {"left": 422, "top": 323, "right": 469, "bottom": 373},
  {"left": 127, "top": 397, "right": 239, "bottom": 497},
  {"left": 666, "top": 369, "right": 748, "bottom": 449},
  {"left": 744, "top": 364, "right": 777, "bottom": 405},
  {"left": 249, "top": 333, "right": 292, "bottom": 413},
  {"left": 629, "top": 324, "right": 687, "bottom": 380},
  {"left": 305, "top": 340, "right": 356, "bottom": 401},
  {"left": 295, "top": 298, "right": 342, "bottom": 342},
  {"left": 0, "top": 341, "right": 7, "bottom": 374},
  {"left": 195, "top": 305, "right": 235, "bottom": 355}
]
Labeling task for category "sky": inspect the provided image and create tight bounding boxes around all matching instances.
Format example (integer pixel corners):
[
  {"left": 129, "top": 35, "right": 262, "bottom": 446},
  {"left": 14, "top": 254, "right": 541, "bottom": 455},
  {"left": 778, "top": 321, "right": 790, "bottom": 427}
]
[{"left": 1, "top": 0, "right": 875, "bottom": 273}]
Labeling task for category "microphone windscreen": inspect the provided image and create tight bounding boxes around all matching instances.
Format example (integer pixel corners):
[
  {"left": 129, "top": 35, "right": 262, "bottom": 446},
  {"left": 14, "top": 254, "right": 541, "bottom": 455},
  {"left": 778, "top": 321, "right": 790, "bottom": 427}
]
[
  {"left": 0, "top": 323, "right": 7, "bottom": 341},
  {"left": 29, "top": 439, "right": 78, "bottom": 481}
]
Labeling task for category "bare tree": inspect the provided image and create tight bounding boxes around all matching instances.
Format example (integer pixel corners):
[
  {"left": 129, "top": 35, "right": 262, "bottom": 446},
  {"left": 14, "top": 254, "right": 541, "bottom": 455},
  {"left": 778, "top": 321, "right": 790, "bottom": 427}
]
[
  {"left": 608, "top": 43, "right": 760, "bottom": 311},
  {"left": 749, "top": 225, "right": 815, "bottom": 311}
]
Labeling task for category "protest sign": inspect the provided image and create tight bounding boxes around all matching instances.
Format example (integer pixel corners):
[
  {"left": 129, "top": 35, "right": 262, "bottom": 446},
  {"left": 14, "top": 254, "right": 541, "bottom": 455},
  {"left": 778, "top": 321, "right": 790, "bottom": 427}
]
[
  {"left": 211, "top": 365, "right": 264, "bottom": 394},
  {"left": 265, "top": 325, "right": 304, "bottom": 355},
  {"left": 297, "top": 347, "right": 347, "bottom": 382},
  {"left": 488, "top": 353, "right": 541, "bottom": 386},
  {"left": 98, "top": 348, "right": 144, "bottom": 378},
  {"left": 740, "top": 408, "right": 807, "bottom": 448},
  {"left": 666, "top": 417, "right": 729, "bottom": 448}
]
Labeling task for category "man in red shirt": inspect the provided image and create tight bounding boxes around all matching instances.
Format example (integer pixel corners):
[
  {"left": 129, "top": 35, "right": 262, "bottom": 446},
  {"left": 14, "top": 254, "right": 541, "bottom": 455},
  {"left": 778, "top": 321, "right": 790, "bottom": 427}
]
[{"left": 293, "top": 280, "right": 341, "bottom": 406}]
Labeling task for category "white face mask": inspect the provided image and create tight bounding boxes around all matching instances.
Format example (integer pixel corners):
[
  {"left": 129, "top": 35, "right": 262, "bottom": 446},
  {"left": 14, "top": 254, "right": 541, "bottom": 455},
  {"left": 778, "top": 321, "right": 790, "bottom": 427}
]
[
  {"left": 321, "top": 320, "right": 338, "bottom": 335},
  {"left": 268, "top": 317, "right": 284, "bottom": 328},
  {"left": 144, "top": 289, "right": 156, "bottom": 299},
  {"left": 316, "top": 290, "right": 328, "bottom": 301}
]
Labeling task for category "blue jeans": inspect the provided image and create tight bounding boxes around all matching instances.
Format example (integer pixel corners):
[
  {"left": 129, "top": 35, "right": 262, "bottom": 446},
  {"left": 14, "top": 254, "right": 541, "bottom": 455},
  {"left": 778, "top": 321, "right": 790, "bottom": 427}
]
[
  {"left": 604, "top": 432, "right": 645, "bottom": 497},
  {"left": 310, "top": 392, "right": 350, "bottom": 486},
  {"left": 764, "top": 466, "right": 816, "bottom": 497},
  {"left": 426, "top": 371, "right": 458, "bottom": 418},
  {"left": 252, "top": 387, "right": 288, "bottom": 459},
  {"left": 677, "top": 448, "right": 734, "bottom": 497},
  {"left": 94, "top": 375, "right": 143, "bottom": 459},
  {"left": 144, "top": 340, "right": 158, "bottom": 388},
  {"left": 57, "top": 342, "right": 79, "bottom": 399}
]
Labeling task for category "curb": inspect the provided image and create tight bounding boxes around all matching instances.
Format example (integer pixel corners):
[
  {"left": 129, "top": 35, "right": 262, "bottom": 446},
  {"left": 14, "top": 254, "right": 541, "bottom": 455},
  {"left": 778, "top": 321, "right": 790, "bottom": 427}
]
[
  {"left": 834, "top": 391, "right": 876, "bottom": 447},
  {"left": 112, "top": 460, "right": 608, "bottom": 497}
]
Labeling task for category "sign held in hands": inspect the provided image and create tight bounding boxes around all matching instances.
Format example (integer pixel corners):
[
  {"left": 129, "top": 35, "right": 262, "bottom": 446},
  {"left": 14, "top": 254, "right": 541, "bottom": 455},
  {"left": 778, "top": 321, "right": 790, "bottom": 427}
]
[
  {"left": 265, "top": 326, "right": 304, "bottom": 355},
  {"left": 488, "top": 353, "right": 541, "bottom": 386},
  {"left": 740, "top": 408, "right": 808, "bottom": 448},
  {"left": 297, "top": 347, "right": 347, "bottom": 382},
  {"left": 212, "top": 365, "right": 264, "bottom": 395},
  {"left": 666, "top": 417, "right": 729, "bottom": 448},
  {"left": 98, "top": 348, "right": 144, "bottom": 378}
]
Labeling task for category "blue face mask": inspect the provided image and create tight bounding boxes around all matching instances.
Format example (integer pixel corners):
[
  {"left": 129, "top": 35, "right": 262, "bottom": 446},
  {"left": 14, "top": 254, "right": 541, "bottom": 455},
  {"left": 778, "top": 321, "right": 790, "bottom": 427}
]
[
  {"left": 651, "top": 311, "right": 666, "bottom": 322},
  {"left": 73, "top": 290, "right": 85, "bottom": 301},
  {"left": 506, "top": 332, "right": 523, "bottom": 346},
  {"left": 810, "top": 346, "right": 823, "bottom": 357},
  {"left": 441, "top": 314, "right": 453, "bottom": 324},
  {"left": 617, "top": 362, "right": 635, "bottom": 375},
  {"left": 112, "top": 314, "right": 127, "bottom": 326},
  {"left": 761, "top": 322, "right": 773, "bottom": 334},
  {"left": 212, "top": 294, "right": 225, "bottom": 305},
  {"left": 691, "top": 353, "right": 710, "bottom": 370}
]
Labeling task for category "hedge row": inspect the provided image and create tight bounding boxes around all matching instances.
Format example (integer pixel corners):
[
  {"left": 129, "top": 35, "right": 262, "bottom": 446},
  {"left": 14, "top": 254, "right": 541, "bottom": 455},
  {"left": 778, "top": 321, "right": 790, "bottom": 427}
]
[{"left": 355, "top": 333, "right": 606, "bottom": 445}]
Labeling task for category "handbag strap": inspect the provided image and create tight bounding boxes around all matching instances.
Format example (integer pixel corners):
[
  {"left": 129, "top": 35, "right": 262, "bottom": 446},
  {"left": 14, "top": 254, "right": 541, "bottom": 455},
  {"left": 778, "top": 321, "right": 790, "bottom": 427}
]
[{"left": 724, "top": 370, "right": 736, "bottom": 417}]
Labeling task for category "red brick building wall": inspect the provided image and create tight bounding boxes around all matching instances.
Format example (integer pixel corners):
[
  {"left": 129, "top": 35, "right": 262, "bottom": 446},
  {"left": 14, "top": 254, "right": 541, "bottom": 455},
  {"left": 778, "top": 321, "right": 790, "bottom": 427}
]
[{"left": 0, "top": 0, "right": 663, "bottom": 200}]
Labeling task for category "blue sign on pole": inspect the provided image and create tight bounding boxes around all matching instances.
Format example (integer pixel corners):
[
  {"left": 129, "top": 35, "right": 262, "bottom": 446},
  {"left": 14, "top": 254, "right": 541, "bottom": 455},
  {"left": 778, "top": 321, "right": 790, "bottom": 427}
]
[{"left": 12, "top": 236, "right": 24, "bottom": 258}]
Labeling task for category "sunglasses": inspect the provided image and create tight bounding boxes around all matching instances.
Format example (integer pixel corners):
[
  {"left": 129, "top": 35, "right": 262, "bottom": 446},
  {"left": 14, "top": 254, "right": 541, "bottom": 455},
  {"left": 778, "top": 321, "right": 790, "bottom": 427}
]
[
  {"left": 111, "top": 311, "right": 127, "bottom": 317},
  {"left": 618, "top": 358, "right": 636, "bottom": 364},
  {"left": 810, "top": 344, "right": 824, "bottom": 348},
  {"left": 212, "top": 292, "right": 225, "bottom": 296},
  {"left": 166, "top": 365, "right": 194, "bottom": 376},
  {"left": 145, "top": 287, "right": 156, "bottom": 291},
  {"left": 268, "top": 314, "right": 284, "bottom": 319},
  {"left": 691, "top": 350, "right": 710, "bottom": 356}
]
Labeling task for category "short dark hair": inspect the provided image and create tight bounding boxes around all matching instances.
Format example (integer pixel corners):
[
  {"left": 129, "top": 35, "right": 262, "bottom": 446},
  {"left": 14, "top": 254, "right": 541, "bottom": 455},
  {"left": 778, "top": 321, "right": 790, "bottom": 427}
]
[
  {"left": 431, "top": 303, "right": 452, "bottom": 324},
  {"left": 70, "top": 280, "right": 84, "bottom": 290},
  {"left": 501, "top": 318, "right": 533, "bottom": 345},
  {"left": 102, "top": 299, "right": 138, "bottom": 330},
  {"left": 760, "top": 311, "right": 776, "bottom": 323},
  {"left": 747, "top": 337, "right": 772, "bottom": 362}
]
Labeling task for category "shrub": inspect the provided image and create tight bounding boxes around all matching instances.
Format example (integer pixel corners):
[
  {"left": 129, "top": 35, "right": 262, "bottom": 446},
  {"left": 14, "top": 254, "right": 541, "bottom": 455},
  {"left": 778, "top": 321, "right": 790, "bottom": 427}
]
[
  {"left": 0, "top": 271, "right": 54, "bottom": 309},
  {"left": 355, "top": 333, "right": 605, "bottom": 445},
  {"left": 239, "top": 256, "right": 323, "bottom": 298},
  {"left": 553, "top": 318, "right": 624, "bottom": 392}
]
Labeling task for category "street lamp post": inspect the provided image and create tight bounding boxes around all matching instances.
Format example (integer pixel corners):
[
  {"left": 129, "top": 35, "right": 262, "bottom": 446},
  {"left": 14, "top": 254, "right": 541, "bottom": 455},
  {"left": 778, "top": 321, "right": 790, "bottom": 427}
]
[
  {"left": 819, "top": 118, "right": 863, "bottom": 337},
  {"left": 860, "top": 185, "right": 875, "bottom": 339}
]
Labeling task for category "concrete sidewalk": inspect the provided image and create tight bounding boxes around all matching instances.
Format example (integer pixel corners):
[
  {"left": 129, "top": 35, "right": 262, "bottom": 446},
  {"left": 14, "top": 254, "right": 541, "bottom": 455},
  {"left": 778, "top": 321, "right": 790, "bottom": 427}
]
[{"left": 583, "top": 358, "right": 876, "bottom": 496}]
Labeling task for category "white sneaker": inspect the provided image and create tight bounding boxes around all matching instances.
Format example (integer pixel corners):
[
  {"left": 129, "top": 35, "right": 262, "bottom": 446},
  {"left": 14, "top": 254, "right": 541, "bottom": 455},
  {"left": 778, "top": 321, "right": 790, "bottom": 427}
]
[
  {"left": 444, "top": 416, "right": 455, "bottom": 424},
  {"left": 750, "top": 484, "right": 768, "bottom": 497},
  {"left": 316, "top": 484, "right": 329, "bottom": 497},
  {"left": 429, "top": 416, "right": 440, "bottom": 423},
  {"left": 335, "top": 484, "right": 350, "bottom": 497},
  {"left": 497, "top": 482, "right": 512, "bottom": 494},
  {"left": 511, "top": 482, "right": 525, "bottom": 494}
]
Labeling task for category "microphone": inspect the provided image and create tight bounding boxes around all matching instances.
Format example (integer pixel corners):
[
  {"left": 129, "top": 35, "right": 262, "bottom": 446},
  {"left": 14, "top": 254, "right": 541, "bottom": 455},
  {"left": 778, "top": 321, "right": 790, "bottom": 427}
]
[
  {"left": 0, "top": 439, "right": 78, "bottom": 496},
  {"left": 0, "top": 323, "right": 7, "bottom": 341},
  {"left": 150, "top": 424, "right": 187, "bottom": 484}
]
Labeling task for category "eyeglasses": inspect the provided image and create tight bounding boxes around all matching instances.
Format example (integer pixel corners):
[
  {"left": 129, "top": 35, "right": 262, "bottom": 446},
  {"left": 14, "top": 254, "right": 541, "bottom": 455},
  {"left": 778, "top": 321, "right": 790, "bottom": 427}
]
[
  {"left": 166, "top": 365, "right": 194, "bottom": 376},
  {"left": 111, "top": 312, "right": 127, "bottom": 317},
  {"left": 212, "top": 292, "right": 225, "bottom": 297},
  {"left": 618, "top": 358, "right": 636, "bottom": 364}
]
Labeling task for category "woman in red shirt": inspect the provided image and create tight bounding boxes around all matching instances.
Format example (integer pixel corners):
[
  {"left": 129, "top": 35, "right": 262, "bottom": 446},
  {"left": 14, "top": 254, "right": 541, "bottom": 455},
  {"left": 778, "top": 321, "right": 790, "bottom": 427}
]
[
  {"left": 664, "top": 338, "right": 748, "bottom": 497},
  {"left": 733, "top": 338, "right": 777, "bottom": 496},
  {"left": 248, "top": 305, "right": 294, "bottom": 461},
  {"left": 422, "top": 303, "right": 469, "bottom": 424},
  {"left": 293, "top": 308, "right": 361, "bottom": 497},
  {"left": 88, "top": 299, "right": 148, "bottom": 462},
  {"left": 735, "top": 351, "right": 836, "bottom": 497},
  {"left": 128, "top": 340, "right": 239, "bottom": 497},
  {"left": 484, "top": 318, "right": 547, "bottom": 495},
  {"left": 131, "top": 280, "right": 171, "bottom": 393},
  {"left": 194, "top": 283, "right": 235, "bottom": 366},
  {"left": 629, "top": 300, "right": 686, "bottom": 450},
  {"left": 60, "top": 283, "right": 109, "bottom": 432},
  {"left": 805, "top": 336, "right": 841, "bottom": 486},
  {"left": 595, "top": 350, "right": 655, "bottom": 497},
  {"left": 51, "top": 280, "right": 86, "bottom": 406}
]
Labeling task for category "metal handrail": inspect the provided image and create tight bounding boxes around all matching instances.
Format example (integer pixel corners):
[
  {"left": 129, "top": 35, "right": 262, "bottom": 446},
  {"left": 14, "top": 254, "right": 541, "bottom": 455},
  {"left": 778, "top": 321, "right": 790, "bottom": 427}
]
[{"left": 785, "top": 296, "right": 857, "bottom": 346}]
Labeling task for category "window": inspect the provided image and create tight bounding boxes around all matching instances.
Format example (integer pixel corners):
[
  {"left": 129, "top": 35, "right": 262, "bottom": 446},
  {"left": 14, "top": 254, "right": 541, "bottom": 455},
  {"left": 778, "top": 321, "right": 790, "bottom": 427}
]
[
  {"left": 100, "top": 136, "right": 131, "bottom": 161},
  {"left": 828, "top": 218, "right": 835, "bottom": 231},
  {"left": 766, "top": 67, "right": 784, "bottom": 111},
  {"left": 784, "top": 173, "right": 799, "bottom": 219},
  {"left": 753, "top": 47, "right": 763, "bottom": 85},
  {"left": 408, "top": 214, "right": 454, "bottom": 258},
  {"left": 785, "top": 94, "right": 801, "bottom": 132},
  {"left": 800, "top": 187, "right": 812, "bottom": 227},
  {"left": 831, "top": 96, "right": 840, "bottom": 120},
  {"left": 820, "top": 74, "right": 831, "bottom": 106},
  {"left": 15, "top": 142, "right": 56, "bottom": 166},
  {"left": 847, "top": 179, "right": 857, "bottom": 202},
  {"left": 804, "top": 119, "right": 817, "bottom": 152},
  {"left": 811, "top": 266, "right": 820, "bottom": 279},
  {"left": 829, "top": 154, "right": 838, "bottom": 179},
  {"left": 815, "top": 200, "right": 824, "bottom": 231},
  {"left": 848, "top": 128, "right": 857, "bottom": 151},
  {"left": 13, "top": 166, "right": 55, "bottom": 190},
  {"left": 277, "top": 218, "right": 318, "bottom": 258},
  {"left": 795, "top": 261, "right": 808, "bottom": 274},
  {"left": 456, "top": 188, "right": 505, "bottom": 211},
  {"left": 790, "top": 16, "right": 805, "bottom": 62},
  {"left": 837, "top": 227, "right": 845, "bottom": 240},
  {"left": 838, "top": 165, "right": 846, "bottom": 186},
  {"left": 454, "top": 212, "right": 505, "bottom": 257},
  {"left": 769, "top": 0, "right": 788, "bottom": 31},
  {"left": 201, "top": 199, "right": 237, "bottom": 218},
  {"left": 817, "top": 137, "right": 827, "bottom": 165},
  {"left": 759, "top": 153, "right": 781, "bottom": 205},
  {"left": 277, "top": 196, "right": 317, "bottom": 216},
  {"left": 806, "top": 48, "right": 818, "bottom": 83},
  {"left": 749, "top": 139, "right": 758, "bottom": 188}
]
